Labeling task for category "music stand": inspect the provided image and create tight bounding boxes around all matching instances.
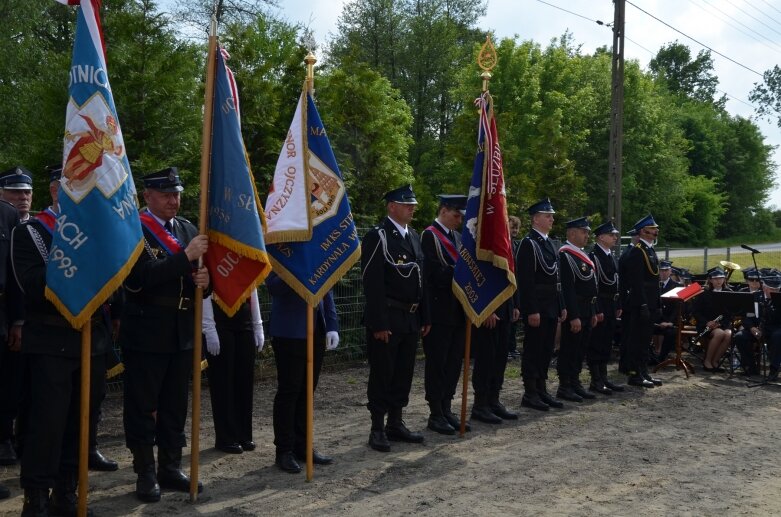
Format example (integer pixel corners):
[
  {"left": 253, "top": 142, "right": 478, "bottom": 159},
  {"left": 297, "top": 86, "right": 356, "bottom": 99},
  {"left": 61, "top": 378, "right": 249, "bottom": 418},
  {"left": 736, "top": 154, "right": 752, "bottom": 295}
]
[{"left": 655, "top": 284, "right": 702, "bottom": 377}]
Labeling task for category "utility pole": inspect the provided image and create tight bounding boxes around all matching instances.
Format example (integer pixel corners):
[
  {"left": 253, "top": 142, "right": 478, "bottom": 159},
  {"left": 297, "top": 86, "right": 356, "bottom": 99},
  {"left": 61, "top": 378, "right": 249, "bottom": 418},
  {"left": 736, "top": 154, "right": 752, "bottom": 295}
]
[{"left": 608, "top": 0, "right": 625, "bottom": 232}]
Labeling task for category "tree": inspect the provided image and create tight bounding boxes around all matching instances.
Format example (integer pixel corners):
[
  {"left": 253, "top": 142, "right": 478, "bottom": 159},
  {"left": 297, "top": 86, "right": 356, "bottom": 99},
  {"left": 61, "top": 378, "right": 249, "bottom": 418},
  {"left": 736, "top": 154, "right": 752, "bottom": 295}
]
[
  {"left": 750, "top": 65, "right": 781, "bottom": 128},
  {"left": 649, "top": 41, "right": 721, "bottom": 105},
  {"left": 171, "top": 0, "right": 278, "bottom": 37}
]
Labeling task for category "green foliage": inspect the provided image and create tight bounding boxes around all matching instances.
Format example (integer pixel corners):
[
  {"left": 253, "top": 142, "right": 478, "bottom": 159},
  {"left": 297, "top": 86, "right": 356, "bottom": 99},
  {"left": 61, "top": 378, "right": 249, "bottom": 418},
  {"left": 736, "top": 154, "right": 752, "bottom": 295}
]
[
  {"left": 750, "top": 65, "right": 781, "bottom": 128},
  {"left": 649, "top": 41, "right": 721, "bottom": 106}
]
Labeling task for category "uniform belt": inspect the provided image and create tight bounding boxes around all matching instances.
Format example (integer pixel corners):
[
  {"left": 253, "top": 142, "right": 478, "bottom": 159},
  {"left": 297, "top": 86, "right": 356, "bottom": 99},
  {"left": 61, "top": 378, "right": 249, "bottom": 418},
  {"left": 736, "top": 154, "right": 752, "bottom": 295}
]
[
  {"left": 387, "top": 298, "right": 419, "bottom": 313},
  {"left": 598, "top": 293, "right": 620, "bottom": 301},
  {"left": 143, "top": 295, "right": 193, "bottom": 311}
]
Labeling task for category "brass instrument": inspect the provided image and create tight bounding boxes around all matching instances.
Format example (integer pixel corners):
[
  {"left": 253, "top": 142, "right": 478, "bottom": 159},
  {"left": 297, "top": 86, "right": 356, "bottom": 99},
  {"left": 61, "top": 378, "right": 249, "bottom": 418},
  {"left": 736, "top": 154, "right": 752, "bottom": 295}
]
[{"left": 720, "top": 260, "right": 741, "bottom": 282}]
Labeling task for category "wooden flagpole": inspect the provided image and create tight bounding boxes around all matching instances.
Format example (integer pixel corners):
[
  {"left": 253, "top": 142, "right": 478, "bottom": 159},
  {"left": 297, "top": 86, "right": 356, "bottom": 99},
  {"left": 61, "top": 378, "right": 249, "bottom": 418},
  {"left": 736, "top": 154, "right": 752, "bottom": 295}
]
[
  {"left": 77, "top": 325, "right": 91, "bottom": 517},
  {"left": 191, "top": 15, "right": 218, "bottom": 502},
  {"left": 304, "top": 50, "right": 317, "bottom": 483},
  {"left": 459, "top": 322, "right": 472, "bottom": 437}
]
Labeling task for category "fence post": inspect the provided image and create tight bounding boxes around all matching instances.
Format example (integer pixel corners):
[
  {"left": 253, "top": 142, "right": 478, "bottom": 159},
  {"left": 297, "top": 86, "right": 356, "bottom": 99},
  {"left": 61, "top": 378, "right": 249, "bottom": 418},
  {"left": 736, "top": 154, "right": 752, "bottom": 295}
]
[
  {"left": 703, "top": 247, "right": 708, "bottom": 273},
  {"left": 726, "top": 246, "right": 731, "bottom": 262},
  {"left": 664, "top": 246, "right": 669, "bottom": 260}
]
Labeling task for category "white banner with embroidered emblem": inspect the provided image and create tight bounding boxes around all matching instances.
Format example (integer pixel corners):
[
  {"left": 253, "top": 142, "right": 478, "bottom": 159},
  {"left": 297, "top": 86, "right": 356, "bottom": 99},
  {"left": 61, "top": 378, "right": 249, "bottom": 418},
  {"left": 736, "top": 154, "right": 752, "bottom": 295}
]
[{"left": 47, "top": 0, "right": 143, "bottom": 328}]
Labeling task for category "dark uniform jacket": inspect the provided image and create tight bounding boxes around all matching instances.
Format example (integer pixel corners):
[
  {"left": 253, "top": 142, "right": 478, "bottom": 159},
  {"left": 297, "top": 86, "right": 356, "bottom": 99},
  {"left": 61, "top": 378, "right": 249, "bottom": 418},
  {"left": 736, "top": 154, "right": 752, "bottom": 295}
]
[
  {"left": 120, "top": 210, "right": 206, "bottom": 354},
  {"left": 516, "top": 229, "right": 563, "bottom": 318},
  {"left": 624, "top": 240, "right": 660, "bottom": 311},
  {"left": 559, "top": 244, "right": 598, "bottom": 321},
  {"left": 693, "top": 287, "right": 733, "bottom": 333},
  {"left": 361, "top": 217, "right": 430, "bottom": 333},
  {"left": 591, "top": 244, "right": 621, "bottom": 311},
  {"left": 0, "top": 200, "right": 21, "bottom": 334},
  {"left": 11, "top": 217, "right": 107, "bottom": 356},
  {"left": 421, "top": 220, "right": 463, "bottom": 327}
]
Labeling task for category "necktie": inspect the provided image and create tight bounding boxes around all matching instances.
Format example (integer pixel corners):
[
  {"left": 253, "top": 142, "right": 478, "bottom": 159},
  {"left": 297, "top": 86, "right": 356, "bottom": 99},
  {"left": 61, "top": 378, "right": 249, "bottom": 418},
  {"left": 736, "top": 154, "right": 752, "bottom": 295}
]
[{"left": 164, "top": 221, "right": 173, "bottom": 234}]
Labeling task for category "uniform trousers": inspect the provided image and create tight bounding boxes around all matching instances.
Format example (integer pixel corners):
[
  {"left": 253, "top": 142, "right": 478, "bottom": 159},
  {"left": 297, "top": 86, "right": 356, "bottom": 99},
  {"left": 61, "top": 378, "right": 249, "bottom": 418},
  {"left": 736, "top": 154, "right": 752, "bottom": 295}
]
[
  {"left": 206, "top": 328, "right": 256, "bottom": 447},
  {"left": 422, "top": 324, "right": 464, "bottom": 405},
  {"left": 472, "top": 320, "right": 510, "bottom": 397},
  {"left": 627, "top": 306, "right": 653, "bottom": 373},
  {"left": 0, "top": 347, "right": 21, "bottom": 442},
  {"left": 271, "top": 336, "right": 324, "bottom": 454},
  {"left": 122, "top": 349, "right": 191, "bottom": 450},
  {"left": 588, "top": 298, "right": 617, "bottom": 366},
  {"left": 558, "top": 321, "right": 592, "bottom": 379},
  {"left": 521, "top": 315, "right": 558, "bottom": 381},
  {"left": 20, "top": 353, "right": 105, "bottom": 488},
  {"left": 366, "top": 329, "right": 419, "bottom": 417}
]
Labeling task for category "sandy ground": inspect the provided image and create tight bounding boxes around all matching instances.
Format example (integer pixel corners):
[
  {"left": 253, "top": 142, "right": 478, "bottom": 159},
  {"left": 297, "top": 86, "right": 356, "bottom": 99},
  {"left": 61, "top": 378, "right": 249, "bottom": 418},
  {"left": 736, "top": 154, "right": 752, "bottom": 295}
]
[{"left": 2, "top": 357, "right": 781, "bottom": 516}]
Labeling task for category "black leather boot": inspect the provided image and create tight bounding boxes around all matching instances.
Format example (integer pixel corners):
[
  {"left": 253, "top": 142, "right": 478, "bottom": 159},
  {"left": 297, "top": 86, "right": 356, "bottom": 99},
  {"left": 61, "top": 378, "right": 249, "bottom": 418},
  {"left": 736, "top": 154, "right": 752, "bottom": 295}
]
[
  {"left": 602, "top": 363, "right": 625, "bottom": 392},
  {"left": 368, "top": 411, "right": 390, "bottom": 452},
  {"left": 132, "top": 446, "right": 160, "bottom": 502},
  {"left": 386, "top": 408, "right": 424, "bottom": 443},
  {"left": 158, "top": 447, "right": 202, "bottom": 494},
  {"left": 442, "top": 399, "right": 470, "bottom": 432},
  {"left": 488, "top": 393, "right": 518, "bottom": 420},
  {"left": 471, "top": 393, "right": 502, "bottom": 423},
  {"left": 50, "top": 470, "right": 93, "bottom": 517},
  {"left": 535, "top": 378, "right": 562, "bottom": 409},
  {"left": 556, "top": 377, "right": 583, "bottom": 402},
  {"left": 22, "top": 488, "right": 50, "bottom": 517},
  {"left": 588, "top": 364, "right": 612, "bottom": 395},
  {"left": 88, "top": 447, "right": 118, "bottom": 472}
]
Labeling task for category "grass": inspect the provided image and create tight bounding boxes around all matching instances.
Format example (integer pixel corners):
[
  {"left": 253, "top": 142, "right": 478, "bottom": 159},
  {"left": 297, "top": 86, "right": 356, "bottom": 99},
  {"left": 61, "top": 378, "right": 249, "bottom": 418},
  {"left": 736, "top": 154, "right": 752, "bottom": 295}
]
[{"left": 658, "top": 249, "right": 781, "bottom": 275}]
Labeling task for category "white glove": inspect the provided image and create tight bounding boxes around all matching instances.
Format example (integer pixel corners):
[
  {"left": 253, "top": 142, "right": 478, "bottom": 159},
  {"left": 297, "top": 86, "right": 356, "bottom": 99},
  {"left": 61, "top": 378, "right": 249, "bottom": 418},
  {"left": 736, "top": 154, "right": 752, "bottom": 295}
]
[
  {"left": 254, "top": 323, "right": 265, "bottom": 351},
  {"left": 250, "top": 289, "right": 264, "bottom": 351},
  {"left": 326, "top": 331, "right": 339, "bottom": 351},
  {"left": 202, "top": 296, "right": 220, "bottom": 356}
]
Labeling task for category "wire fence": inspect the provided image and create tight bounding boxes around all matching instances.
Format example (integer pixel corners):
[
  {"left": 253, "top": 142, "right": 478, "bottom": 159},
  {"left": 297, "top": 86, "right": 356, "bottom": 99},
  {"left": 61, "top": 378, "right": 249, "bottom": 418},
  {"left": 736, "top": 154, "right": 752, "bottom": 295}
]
[{"left": 105, "top": 241, "right": 781, "bottom": 390}]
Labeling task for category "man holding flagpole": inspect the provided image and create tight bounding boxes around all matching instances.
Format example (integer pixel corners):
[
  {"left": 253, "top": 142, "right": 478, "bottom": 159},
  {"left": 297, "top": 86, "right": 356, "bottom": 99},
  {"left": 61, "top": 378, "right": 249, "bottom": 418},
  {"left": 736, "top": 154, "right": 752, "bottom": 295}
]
[
  {"left": 362, "top": 184, "right": 430, "bottom": 452},
  {"left": 120, "top": 169, "right": 209, "bottom": 502}
]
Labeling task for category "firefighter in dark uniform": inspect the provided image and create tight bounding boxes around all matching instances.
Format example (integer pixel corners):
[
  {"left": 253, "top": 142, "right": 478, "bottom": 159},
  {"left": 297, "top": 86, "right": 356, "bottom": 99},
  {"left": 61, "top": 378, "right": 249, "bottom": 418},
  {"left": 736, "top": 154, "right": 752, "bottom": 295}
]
[
  {"left": 624, "top": 215, "right": 663, "bottom": 388},
  {"left": 120, "top": 168, "right": 210, "bottom": 502},
  {"left": 517, "top": 198, "right": 566, "bottom": 411},
  {"left": 617, "top": 227, "right": 639, "bottom": 374},
  {"left": 587, "top": 221, "right": 625, "bottom": 394},
  {"left": 11, "top": 188, "right": 109, "bottom": 515},
  {"left": 555, "top": 217, "right": 599, "bottom": 402},
  {"left": 361, "top": 184, "right": 430, "bottom": 452},
  {"left": 732, "top": 267, "right": 763, "bottom": 376},
  {"left": 421, "top": 194, "right": 468, "bottom": 435},
  {"left": 653, "top": 260, "right": 680, "bottom": 363},
  {"left": 0, "top": 166, "right": 29, "bottom": 470},
  {"left": 0, "top": 190, "right": 18, "bottom": 502}
]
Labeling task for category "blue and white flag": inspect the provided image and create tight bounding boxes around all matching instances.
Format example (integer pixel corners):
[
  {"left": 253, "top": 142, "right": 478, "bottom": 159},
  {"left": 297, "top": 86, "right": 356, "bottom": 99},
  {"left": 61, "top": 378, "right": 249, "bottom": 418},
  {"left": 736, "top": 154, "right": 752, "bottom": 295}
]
[
  {"left": 46, "top": 0, "right": 143, "bottom": 328},
  {"left": 264, "top": 88, "right": 360, "bottom": 305}
]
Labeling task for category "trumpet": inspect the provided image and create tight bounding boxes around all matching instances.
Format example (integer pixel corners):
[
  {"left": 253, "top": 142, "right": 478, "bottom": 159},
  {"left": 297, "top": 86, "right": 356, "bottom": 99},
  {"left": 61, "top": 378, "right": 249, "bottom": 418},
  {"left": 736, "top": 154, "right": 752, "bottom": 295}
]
[
  {"left": 695, "top": 314, "right": 724, "bottom": 341},
  {"left": 720, "top": 260, "right": 741, "bottom": 282}
]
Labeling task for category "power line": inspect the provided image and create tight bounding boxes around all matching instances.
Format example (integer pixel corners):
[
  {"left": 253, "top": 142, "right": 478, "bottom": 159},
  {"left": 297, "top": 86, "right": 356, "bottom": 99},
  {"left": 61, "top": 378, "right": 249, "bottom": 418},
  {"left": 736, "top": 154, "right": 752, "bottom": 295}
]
[
  {"left": 532, "top": 0, "right": 601, "bottom": 25},
  {"left": 741, "top": 0, "right": 781, "bottom": 30},
  {"left": 625, "top": 0, "right": 764, "bottom": 77},
  {"left": 723, "top": 0, "right": 781, "bottom": 39},
  {"left": 759, "top": 0, "right": 781, "bottom": 18},
  {"left": 691, "top": 0, "right": 781, "bottom": 56}
]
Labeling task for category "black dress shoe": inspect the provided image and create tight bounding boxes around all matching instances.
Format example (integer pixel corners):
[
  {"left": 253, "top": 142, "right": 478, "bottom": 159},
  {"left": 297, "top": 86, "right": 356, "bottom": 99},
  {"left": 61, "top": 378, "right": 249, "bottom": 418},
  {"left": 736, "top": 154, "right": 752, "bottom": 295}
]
[
  {"left": 471, "top": 406, "right": 503, "bottom": 424},
  {"left": 521, "top": 393, "right": 550, "bottom": 411},
  {"left": 216, "top": 443, "right": 243, "bottom": 454},
  {"left": 442, "top": 411, "right": 471, "bottom": 432},
  {"left": 489, "top": 402, "right": 519, "bottom": 420},
  {"left": 158, "top": 467, "right": 203, "bottom": 493},
  {"left": 275, "top": 451, "right": 302, "bottom": 473},
  {"left": 627, "top": 375, "right": 654, "bottom": 388},
  {"left": 604, "top": 379, "right": 625, "bottom": 392},
  {"left": 386, "top": 421, "right": 425, "bottom": 443},
  {"left": 537, "top": 390, "right": 563, "bottom": 409},
  {"left": 572, "top": 383, "right": 597, "bottom": 399},
  {"left": 295, "top": 449, "right": 334, "bottom": 465},
  {"left": 0, "top": 439, "right": 17, "bottom": 466},
  {"left": 589, "top": 382, "right": 612, "bottom": 395},
  {"left": 642, "top": 372, "right": 663, "bottom": 386},
  {"left": 427, "top": 415, "right": 456, "bottom": 435},
  {"left": 240, "top": 441, "right": 256, "bottom": 451},
  {"left": 135, "top": 469, "right": 161, "bottom": 502},
  {"left": 556, "top": 387, "right": 583, "bottom": 402},
  {"left": 88, "top": 448, "right": 119, "bottom": 471},
  {"left": 368, "top": 430, "right": 391, "bottom": 452}
]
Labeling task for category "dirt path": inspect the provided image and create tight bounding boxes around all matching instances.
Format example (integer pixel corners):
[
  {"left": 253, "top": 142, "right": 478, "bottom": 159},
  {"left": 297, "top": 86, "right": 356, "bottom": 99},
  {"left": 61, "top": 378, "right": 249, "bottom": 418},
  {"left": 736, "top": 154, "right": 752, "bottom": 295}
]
[{"left": 3, "top": 360, "right": 781, "bottom": 516}]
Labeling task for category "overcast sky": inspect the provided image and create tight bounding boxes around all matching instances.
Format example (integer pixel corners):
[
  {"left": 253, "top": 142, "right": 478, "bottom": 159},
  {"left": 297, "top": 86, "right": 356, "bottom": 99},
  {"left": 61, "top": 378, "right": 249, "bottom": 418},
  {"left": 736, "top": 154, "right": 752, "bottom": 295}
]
[{"left": 263, "top": 0, "right": 781, "bottom": 210}]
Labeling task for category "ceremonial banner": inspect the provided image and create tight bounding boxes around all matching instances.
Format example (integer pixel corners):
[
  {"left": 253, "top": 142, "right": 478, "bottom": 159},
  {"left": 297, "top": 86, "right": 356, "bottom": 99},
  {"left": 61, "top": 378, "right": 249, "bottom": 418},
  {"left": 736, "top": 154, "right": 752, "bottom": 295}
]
[
  {"left": 452, "top": 91, "right": 516, "bottom": 326},
  {"left": 264, "top": 89, "right": 360, "bottom": 305},
  {"left": 47, "top": 0, "right": 143, "bottom": 328},
  {"left": 203, "top": 48, "right": 271, "bottom": 315}
]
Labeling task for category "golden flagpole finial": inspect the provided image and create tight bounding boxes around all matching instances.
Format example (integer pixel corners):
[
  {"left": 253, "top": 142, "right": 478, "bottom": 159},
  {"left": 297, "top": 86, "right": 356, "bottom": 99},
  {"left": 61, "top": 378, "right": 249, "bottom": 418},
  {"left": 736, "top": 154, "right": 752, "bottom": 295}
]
[
  {"left": 303, "top": 31, "right": 317, "bottom": 92},
  {"left": 478, "top": 35, "right": 497, "bottom": 92}
]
